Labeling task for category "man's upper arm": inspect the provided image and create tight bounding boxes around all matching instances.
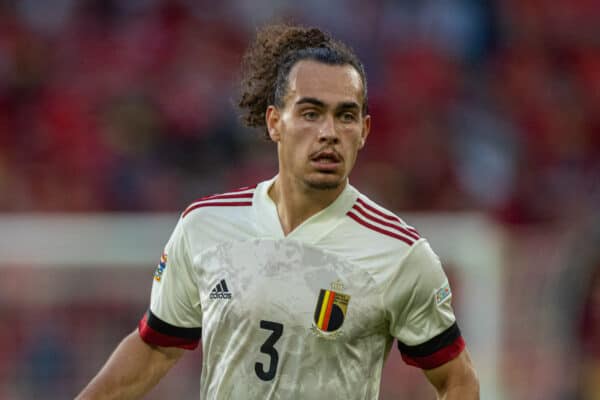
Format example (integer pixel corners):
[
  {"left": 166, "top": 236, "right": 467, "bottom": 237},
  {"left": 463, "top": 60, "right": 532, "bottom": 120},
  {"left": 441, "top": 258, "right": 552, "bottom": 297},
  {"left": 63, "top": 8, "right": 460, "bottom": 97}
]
[
  {"left": 386, "top": 239, "right": 465, "bottom": 369},
  {"left": 138, "top": 216, "right": 203, "bottom": 350},
  {"left": 75, "top": 331, "right": 187, "bottom": 400},
  {"left": 423, "top": 348, "right": 479, "bottom": 399},
  {"left": 145, "top": 334, "right": 187, "bottom": 361}
]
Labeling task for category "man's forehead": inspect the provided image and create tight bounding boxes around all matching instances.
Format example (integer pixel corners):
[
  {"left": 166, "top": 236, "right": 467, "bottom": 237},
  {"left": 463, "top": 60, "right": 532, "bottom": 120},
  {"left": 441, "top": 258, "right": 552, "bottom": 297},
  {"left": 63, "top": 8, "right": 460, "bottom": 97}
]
[{"left": 285, "top": 60, "right": 364, "bottom": 106}]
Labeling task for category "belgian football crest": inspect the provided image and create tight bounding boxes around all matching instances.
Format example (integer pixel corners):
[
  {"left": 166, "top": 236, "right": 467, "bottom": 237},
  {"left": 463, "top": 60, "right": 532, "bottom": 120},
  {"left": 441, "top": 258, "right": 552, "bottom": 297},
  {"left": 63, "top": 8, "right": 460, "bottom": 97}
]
[{"left": 313, "top": 288, "right": 350, "bottom": 334}]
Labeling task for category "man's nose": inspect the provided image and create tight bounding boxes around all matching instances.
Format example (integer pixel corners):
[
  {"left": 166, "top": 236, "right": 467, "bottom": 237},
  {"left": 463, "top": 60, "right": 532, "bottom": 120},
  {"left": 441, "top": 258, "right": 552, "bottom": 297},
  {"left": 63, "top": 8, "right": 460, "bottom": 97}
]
[{"left": 318, "top": 115, "right": 339, "bottom": 143}]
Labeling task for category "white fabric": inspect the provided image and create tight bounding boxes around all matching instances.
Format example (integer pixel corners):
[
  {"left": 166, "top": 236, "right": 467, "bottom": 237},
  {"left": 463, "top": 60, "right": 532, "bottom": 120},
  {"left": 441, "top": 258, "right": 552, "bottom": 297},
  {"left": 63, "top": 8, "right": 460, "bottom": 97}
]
[{"left": 148, "top": 178, "right": 458, "bottom": 399}]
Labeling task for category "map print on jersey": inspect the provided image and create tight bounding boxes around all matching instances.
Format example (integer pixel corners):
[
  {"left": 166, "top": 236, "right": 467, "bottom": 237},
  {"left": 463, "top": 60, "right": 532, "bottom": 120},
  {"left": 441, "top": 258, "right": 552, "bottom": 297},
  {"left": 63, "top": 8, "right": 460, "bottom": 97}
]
[
  {"left": 198, "top": 239, "right": 384, "bottom": 400},
  {"left": 140, "top": 179, "right": 464, "bottom": 400}
]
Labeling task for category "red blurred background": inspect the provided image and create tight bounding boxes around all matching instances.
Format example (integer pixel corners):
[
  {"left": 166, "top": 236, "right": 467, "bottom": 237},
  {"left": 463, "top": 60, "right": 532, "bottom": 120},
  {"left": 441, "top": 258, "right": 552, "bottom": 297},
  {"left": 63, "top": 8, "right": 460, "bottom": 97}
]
[{"left": 0, "top": 1, "right": 599, "bottom": 399}]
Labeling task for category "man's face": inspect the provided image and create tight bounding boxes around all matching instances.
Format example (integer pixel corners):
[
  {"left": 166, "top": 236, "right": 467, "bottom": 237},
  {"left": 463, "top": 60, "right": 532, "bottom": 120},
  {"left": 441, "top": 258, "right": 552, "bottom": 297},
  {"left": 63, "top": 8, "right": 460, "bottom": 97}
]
[{"left": 267, "top": 60, "right": 371, "bottom": 191}]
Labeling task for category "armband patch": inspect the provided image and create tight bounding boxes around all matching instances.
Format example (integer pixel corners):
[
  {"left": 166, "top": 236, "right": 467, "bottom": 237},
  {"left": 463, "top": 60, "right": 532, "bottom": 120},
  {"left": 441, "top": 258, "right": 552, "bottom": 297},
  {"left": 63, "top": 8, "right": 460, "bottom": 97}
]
[
  {"left": 154, "top": 252, "right": 167, "bottom": 282},
  {"left": 435, "top": 282, "right": 451, "bottom": 306}
]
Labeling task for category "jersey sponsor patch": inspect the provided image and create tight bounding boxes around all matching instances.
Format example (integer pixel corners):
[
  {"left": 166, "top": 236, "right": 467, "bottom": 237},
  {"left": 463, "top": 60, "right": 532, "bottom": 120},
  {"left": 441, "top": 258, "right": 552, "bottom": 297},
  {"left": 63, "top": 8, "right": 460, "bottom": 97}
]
[
  {"left": 313, "top": 289, "right": 350, "bottom": 333},
  {"left": 435, "top": 282, "right": 451, "bottom": 305},
  {"left": 154, "top": 252, "right": 167, "bottom": 282},
  {"left": 209, "top": 279, "right": 232, "bottom": 299}
]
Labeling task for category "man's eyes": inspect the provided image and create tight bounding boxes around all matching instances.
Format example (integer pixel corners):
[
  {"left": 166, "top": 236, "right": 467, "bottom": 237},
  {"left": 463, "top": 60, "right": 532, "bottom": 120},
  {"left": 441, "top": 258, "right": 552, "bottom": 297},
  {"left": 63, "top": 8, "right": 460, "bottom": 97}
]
[
  {"left": 339, "top": 112, "right": 358, "bottom": 122},
  {"left": 302, "top": 111, "right": 319, "bottom": 120},
  {"left": 300, "top": 110, "right": 358, "bottom": 122}
]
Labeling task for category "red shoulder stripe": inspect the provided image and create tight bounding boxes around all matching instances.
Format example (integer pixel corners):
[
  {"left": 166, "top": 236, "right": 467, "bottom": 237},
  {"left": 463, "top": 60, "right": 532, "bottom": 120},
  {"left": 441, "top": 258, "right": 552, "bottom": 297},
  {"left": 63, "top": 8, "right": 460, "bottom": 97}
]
[
  {"left": 182, "top": 201, "right": 252, "bottom": 218},
  {"left": 356, "top": 198, "right": 419, "bottom": 234},
  {"left": 191, "top": 185, "right": 257, "bottom": 203},
  {"left": 199, "top": 192, "right": 254, "bottom": 201},
  {"left": 352, "top": 204, "right": 420, "bottom": 241},
  {"left": 347, "top": 211, "right": 415, "bottom": 245}
]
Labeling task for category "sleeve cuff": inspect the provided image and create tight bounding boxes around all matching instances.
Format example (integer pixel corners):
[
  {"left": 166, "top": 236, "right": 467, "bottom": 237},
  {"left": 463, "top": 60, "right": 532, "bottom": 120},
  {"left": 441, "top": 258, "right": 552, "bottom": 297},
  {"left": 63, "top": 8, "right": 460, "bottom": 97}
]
[
  {"left": 397, "top": 322, "right": 465, "bottom": 369},
  {"left": 138, "top": 309, "right": 201, "bottom": 350}
]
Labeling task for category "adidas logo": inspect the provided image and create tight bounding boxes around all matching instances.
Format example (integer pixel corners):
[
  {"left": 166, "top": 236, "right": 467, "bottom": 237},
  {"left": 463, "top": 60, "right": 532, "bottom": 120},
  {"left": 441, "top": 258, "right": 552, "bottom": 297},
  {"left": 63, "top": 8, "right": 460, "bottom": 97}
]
[{"left": 209, "top": 279, "right": 232, "bottom": 299}]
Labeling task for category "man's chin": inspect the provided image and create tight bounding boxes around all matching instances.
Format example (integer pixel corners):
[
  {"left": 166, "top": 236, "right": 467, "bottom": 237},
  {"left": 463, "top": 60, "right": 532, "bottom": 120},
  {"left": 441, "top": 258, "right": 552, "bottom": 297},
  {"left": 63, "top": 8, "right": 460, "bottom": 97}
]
[{"left": 303, "top": 175, "right": 344, "bottom": 190}]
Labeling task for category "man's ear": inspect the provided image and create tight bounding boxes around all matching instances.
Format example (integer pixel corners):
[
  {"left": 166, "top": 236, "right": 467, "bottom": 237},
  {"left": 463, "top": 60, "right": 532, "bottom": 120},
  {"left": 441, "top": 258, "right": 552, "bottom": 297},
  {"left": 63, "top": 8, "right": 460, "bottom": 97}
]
[
  {"left": 266, "top": 105, "right": 281, "bottom": 142},
  {"left": 359, "top": 114, "right": 371, "bottom": 149}
]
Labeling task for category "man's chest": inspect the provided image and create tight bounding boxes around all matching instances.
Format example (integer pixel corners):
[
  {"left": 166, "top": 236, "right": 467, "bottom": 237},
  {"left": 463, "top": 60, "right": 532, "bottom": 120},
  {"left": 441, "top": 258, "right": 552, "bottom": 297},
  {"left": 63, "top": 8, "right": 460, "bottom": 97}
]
[{"left": 193, "top": 239, "right": 388, "bottom": 340}]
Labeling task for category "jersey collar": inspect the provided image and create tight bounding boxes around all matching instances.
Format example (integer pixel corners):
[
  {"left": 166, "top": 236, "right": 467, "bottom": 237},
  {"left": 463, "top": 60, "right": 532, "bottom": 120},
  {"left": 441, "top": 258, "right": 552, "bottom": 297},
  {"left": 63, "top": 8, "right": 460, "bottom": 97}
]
[{"left": 253, "top": 176, "right": 358, "bottom": 244}]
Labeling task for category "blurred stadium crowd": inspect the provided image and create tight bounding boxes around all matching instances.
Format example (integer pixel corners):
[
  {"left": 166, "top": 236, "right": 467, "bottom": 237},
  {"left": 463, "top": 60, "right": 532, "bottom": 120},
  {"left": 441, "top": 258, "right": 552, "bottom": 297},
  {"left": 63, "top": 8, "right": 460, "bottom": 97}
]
[
  {"left": 1, "top": 0, "right": 599, "bottom": 399},
  {"left": 0, "top": 0, "right": 598, "bottom": 222}
]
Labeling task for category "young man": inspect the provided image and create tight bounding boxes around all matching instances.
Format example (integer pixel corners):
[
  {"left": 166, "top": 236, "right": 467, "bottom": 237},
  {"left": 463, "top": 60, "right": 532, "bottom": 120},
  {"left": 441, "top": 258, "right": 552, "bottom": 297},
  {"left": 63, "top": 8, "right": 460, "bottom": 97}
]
[{"left": 77, "top": 24, "right": 479, "bottom": 399}]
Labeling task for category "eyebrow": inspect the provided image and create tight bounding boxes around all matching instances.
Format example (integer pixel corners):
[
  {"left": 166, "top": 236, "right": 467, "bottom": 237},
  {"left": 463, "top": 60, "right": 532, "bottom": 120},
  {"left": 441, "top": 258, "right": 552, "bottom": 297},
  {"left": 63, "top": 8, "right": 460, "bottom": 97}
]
[
  {"left": 296, "top": 97, "right": 326, "bottom": 108},
  {"left": 295, "top": 97, "right": 360, "bottom": 111},
  {"left": 337, "top": 102, "right": 360, "bottom": 111}
]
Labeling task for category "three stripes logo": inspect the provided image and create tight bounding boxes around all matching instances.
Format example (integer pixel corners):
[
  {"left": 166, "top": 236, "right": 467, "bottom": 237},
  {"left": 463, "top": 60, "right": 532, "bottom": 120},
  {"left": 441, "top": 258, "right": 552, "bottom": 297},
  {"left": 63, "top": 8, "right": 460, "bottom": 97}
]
[
  {"left": 313, "top": 289, "right": 350, "bottom": 333},
  {"left": 210, "top": 279, "right": 232, "bottom": 300}
]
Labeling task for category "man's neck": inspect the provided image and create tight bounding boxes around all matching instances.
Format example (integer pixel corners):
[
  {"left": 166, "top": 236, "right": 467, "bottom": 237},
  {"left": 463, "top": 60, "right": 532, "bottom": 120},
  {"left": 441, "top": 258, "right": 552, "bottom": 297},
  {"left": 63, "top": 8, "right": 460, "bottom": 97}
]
[{"left": 268, "top": 176, "right": 346, "bottom": 236}]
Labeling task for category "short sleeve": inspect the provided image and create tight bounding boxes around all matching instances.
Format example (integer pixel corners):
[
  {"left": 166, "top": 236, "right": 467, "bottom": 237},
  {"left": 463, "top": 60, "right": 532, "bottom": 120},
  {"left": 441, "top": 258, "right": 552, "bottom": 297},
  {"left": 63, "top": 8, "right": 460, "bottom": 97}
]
[
  {"left": 138, "top": 217, "right": 202, "bottom": 350},
  {"left": 385, "top": 239, "right": 465, "bottom": 369}
]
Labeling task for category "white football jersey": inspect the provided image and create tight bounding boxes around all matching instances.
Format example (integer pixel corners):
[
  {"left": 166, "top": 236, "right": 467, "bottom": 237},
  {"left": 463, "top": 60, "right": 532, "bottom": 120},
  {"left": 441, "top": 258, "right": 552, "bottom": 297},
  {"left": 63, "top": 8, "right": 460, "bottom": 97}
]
[{"left": 139, "top": 177, "right": 465, "bottom": 400}]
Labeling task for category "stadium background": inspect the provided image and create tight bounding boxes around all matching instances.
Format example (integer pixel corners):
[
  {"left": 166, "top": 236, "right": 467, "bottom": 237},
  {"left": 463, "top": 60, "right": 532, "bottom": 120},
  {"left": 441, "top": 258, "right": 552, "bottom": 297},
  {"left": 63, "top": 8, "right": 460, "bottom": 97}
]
[{"left": 0, "top": 0, "right": 599, "bottom": 399}]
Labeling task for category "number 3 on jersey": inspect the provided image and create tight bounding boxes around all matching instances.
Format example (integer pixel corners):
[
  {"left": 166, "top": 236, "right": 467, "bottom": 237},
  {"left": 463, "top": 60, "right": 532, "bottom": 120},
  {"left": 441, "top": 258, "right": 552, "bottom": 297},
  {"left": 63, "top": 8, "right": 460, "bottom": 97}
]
[{"left": 255, "top": 320, "right": 283, "bottom": 381}]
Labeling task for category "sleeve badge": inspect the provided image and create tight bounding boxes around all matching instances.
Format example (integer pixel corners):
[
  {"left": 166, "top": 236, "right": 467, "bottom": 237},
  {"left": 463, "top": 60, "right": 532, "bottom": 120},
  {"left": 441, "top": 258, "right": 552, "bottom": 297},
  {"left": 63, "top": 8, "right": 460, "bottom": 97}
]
[
  {"left": 435, "top": 282, "right": 452, "bottom": 306},
  {"left": 154, "top": 252, "right": 167, "bottom": 282}
]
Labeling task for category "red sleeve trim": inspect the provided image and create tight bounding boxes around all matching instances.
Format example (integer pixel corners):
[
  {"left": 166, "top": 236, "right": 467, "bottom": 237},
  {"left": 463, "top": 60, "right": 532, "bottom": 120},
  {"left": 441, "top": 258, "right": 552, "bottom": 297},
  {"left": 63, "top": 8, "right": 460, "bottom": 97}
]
[
  {"left": 138, "top": 311, "right": 201, "bottom": 350},
  {"left": 398, "top": 322, "right": 465, "bottom": 369},
  {"left": 400, "top": 335, "right": 465, "bottom": 370}
]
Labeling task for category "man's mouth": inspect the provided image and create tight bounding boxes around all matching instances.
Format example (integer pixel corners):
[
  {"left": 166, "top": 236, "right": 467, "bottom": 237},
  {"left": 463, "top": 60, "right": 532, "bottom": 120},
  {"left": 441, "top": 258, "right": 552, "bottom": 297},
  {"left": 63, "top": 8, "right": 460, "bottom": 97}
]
[
  {"left": 311, "top": 150, "right": 341, "bottom": 162},
  {"left": 310, "top": 150, "right": 342, "bottom": 171}
]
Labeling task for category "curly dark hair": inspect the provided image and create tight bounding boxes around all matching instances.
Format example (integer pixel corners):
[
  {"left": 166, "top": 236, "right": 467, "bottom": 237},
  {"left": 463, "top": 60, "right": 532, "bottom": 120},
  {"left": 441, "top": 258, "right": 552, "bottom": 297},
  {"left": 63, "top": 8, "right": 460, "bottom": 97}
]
[{"left": 238, "top": 24, "right": 368, "bottom": 140}]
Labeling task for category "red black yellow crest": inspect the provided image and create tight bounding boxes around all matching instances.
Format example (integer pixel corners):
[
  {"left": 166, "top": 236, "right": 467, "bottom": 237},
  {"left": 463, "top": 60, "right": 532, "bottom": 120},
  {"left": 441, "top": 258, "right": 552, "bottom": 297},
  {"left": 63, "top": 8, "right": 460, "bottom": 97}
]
[{"left": 313, "top": 289, "right": 350, "bottom": 332}]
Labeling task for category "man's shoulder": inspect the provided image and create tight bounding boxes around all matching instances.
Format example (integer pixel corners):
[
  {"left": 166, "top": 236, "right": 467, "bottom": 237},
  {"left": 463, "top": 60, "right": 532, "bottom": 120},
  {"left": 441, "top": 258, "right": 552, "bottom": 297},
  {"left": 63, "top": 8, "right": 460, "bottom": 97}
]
[
  {"left": 344, "top": 189, "right": 421, "bottom": 248},
  {"left": 180, "top": 184, "right": 258, "bottom": 221}
]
